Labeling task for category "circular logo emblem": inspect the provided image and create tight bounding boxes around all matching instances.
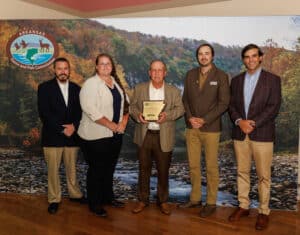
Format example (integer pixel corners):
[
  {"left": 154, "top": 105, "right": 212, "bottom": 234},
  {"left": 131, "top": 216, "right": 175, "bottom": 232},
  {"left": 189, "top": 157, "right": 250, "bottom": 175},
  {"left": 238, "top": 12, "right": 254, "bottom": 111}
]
[{"left": 6, "top": 29, "right": 59, "bottom": 70}]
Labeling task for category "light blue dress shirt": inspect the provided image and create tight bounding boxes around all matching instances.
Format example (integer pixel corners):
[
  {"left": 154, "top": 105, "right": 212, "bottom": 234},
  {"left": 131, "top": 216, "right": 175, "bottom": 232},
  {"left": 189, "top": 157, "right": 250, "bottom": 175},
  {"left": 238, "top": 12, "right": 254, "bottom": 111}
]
[{"left": 243, "top": 67, "right": 262, "bottom": 118}]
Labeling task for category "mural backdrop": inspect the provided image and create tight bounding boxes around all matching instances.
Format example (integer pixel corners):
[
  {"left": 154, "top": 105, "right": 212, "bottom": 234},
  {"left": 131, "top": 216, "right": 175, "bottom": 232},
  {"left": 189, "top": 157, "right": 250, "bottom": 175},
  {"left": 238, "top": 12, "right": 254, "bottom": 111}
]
[{"left": 0, "top": 16, "right": 299, "bottom": 210}]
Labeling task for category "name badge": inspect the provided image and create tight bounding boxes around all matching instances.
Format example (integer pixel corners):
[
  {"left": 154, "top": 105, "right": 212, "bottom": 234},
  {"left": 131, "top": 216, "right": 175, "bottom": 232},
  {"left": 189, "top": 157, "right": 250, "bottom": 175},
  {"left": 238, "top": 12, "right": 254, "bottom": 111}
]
[{"left": 210, "top": 81, "right": 218, "bottom": 85}]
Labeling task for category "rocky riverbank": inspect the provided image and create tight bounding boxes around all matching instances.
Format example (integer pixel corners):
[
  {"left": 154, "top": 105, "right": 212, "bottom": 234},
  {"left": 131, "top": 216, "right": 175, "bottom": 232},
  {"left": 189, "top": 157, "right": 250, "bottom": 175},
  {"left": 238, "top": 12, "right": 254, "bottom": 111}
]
[{"left": 0, "top": 147, "right": 298, "bottom": 210}]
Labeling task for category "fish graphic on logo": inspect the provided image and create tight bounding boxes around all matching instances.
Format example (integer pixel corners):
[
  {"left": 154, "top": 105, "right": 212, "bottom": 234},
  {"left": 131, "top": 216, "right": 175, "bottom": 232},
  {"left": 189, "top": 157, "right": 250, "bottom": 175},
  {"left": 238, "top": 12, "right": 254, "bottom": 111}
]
[{"left": 6, "top": 29, "right": 59, "bottom": 70}]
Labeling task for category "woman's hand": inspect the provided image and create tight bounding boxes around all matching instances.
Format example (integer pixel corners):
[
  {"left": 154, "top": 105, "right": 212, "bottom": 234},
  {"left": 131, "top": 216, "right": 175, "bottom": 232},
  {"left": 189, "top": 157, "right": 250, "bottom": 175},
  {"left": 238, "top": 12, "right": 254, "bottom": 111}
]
[
  {"left": 116, "top": 123, "right": 126, "bottom": 134},
  {"left": 116, "top": 114, "right": 129, "bottom": 133},
  {"left": 107, "top": 121, "right": 118, "bottom": 132}
]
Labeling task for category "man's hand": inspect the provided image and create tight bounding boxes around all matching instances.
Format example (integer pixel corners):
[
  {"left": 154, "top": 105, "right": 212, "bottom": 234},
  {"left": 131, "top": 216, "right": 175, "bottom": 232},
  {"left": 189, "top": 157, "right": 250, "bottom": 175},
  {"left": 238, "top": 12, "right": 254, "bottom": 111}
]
[
  {"left": 238, "top": 120, "right": 256, "bottom": 134},
  {"left": 189, "top": 117, "right": 205, "bottom": 129},
  {"left": 62, "top": 124, "right": 75, "bottom": 137},
  {"left": 156, "top": 112, "right": 167, "bottom": 124},
  {"left": 138, "top": 113, "right": 148, "bottom": 124}
]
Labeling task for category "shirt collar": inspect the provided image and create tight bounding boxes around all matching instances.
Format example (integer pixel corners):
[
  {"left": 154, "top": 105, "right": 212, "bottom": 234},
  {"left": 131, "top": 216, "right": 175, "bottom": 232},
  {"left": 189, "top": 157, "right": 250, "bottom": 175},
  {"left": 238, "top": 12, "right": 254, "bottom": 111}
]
[
  {"left": 246, "top": 67, "right": 262, "bottom": 78},
  {"left": 150, "top": 81, "right": 164, "bottom": 90},
  {"left": 56, "top": 79, "right": 69, "bottom": 87},
  {"left": 96, "top": 74, "right": 115, "bottom": 83}
]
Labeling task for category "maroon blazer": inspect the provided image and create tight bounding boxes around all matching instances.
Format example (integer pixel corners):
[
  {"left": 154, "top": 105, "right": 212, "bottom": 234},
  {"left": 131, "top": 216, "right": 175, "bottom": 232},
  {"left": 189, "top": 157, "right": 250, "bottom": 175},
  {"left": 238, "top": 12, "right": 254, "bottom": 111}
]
[{"left": 229, "top": 69, "right": 281, "bottom": 142}]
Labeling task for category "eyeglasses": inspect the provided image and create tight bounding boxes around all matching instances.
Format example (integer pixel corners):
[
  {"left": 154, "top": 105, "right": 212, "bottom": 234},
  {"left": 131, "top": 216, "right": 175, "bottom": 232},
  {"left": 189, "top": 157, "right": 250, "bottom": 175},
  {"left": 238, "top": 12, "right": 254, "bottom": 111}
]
[{"left": 98, "top": 63, "right": 112, "bottom": 67}]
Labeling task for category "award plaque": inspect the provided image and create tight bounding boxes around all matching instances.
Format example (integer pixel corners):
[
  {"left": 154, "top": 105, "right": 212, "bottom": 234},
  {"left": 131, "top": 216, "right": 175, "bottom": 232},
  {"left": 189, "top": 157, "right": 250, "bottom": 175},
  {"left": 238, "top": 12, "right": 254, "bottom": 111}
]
[{"left": 142, "top": 100, "right": 165, "bottom": 121}]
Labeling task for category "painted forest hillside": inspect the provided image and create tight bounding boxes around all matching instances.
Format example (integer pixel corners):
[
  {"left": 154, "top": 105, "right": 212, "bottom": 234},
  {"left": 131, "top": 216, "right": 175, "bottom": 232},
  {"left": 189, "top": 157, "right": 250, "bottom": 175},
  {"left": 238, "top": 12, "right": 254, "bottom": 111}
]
[{"left": 0, "top": 19, "right": 299, "bottom": 152}]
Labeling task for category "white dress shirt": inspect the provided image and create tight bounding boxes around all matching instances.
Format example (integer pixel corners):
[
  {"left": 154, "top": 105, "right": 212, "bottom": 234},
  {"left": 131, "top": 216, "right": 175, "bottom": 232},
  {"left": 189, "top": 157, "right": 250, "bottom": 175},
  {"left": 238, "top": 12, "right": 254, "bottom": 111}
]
[{"left": 148, "top": 82, "right": 165, "bottom": 130}]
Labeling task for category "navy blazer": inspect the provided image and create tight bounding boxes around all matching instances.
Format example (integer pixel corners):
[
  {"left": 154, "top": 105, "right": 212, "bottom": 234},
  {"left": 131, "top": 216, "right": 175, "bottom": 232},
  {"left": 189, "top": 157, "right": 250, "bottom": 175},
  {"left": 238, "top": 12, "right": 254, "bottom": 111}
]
[
  {"left": 37, "top": 78, "right": 81, "bottom": 147},
  {"left": 229, "top": 70, "right": 281, "bottom": 142}
]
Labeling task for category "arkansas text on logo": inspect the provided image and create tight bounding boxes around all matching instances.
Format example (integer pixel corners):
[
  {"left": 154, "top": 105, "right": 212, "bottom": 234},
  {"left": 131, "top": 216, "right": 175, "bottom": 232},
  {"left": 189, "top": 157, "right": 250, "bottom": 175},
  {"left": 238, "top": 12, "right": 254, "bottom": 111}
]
[{"left": 6, "top": 29, "right": 59, "bottom": 70}]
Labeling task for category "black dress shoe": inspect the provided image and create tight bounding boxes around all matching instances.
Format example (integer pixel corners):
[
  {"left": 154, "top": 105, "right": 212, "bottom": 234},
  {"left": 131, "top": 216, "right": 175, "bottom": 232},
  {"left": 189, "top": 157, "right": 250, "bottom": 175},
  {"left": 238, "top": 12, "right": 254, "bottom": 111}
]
[
  {"left": 69, "top": 196, "right": 88, "bottom": 204},
  {"left": 90, "top": 207, "right": 107, "bottom": 217},
  {"left": 48, "top": 203, "right": 59, "bottom": 214},
  {"left": 110, "top": 199, "right": 125, "bottom": 208}
]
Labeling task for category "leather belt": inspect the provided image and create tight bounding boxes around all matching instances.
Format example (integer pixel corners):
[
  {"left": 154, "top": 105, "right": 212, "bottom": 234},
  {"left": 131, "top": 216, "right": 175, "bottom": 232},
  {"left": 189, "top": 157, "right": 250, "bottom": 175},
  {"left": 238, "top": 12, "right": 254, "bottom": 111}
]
[{"left": 147, "top": 129, "right": 160, "bottom": 134}]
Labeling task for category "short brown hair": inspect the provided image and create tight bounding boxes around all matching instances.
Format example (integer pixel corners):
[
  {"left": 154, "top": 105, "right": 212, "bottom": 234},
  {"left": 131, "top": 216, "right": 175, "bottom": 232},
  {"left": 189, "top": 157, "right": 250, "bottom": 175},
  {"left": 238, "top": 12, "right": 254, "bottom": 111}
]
[
  {"left": 53, "top": 57, "right": 70, "bottom": 69},
  {"left": 241, "top": 44, "right": 264, "bottom": 58},
  {"left": 196, "top": 43, "right": 215, "bottom": 58}
]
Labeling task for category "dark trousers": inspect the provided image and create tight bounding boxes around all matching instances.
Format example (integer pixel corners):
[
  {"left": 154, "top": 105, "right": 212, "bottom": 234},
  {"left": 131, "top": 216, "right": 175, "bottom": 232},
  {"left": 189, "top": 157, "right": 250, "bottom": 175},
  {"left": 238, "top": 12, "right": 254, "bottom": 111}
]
[
  {"left": 80, "top": 134, "right": 122, "bottom": 209},
  {"left": 138, "top": 130, "right": 172, "bottom": 204}
]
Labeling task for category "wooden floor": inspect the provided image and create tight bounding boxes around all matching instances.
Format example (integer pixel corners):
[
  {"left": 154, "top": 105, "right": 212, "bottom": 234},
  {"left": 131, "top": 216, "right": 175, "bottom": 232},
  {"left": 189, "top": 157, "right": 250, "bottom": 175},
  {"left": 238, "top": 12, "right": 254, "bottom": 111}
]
[{"left": 0, "top": 194, "right": 299, "bottom": 235}]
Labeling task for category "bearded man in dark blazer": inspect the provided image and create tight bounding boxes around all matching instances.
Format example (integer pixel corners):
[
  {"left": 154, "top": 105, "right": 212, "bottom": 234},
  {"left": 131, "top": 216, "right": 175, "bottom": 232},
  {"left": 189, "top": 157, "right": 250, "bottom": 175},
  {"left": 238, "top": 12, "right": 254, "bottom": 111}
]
[
  {"left": 130, "top": 60, "right": 184, "bottom": 215},
  {"left": 38, "top": 57, "right": 85, "bottom": 214},
  {"left": 228, "top": 44, "right": 281, "bottom": 230}
]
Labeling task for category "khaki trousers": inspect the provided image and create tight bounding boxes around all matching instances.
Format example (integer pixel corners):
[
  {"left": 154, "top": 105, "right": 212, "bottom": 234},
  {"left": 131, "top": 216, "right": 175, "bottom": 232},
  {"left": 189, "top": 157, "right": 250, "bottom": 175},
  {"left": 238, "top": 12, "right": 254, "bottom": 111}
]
[
  {"left": 234, "top": 136, "right": 273, "bottom": 215},
  {"left": 43, "top": 147, "right": 83, "bottom": 203},
  {"left": 186, "top": 129, "right": 220, "bottom": 205}
]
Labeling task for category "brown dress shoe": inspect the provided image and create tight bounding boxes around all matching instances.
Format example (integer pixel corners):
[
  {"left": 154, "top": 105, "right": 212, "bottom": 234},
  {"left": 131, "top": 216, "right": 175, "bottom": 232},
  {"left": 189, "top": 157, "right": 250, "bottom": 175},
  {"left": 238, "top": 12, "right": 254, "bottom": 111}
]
[
  {"left": 228, "top": 207, "right": 250, "bottom": 222},
  {"left": 132, "top": 202, "right": 147, "bottom": 214},
  {"left": 255, "top": 214, "right": 269, "bottom": 230},
  {"left": 160, "top": 203, "right": 171, "bottom": 215},
  {"left": 178, "top": 201, "right": 202, "bottom": 208},
  {"left": 199, "top": 204, "right": 216, "bottom": 218}
]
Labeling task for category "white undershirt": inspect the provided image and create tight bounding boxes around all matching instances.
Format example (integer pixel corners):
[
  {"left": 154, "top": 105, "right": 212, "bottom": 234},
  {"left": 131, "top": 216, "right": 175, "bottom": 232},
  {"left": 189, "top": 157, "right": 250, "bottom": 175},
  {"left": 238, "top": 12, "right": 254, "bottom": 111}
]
[
  {"left": 148, "top": 82, "right": 164, "bottom": 130},
  {"left": 57, "top": 80, "right": 69, "bottom": 106}
]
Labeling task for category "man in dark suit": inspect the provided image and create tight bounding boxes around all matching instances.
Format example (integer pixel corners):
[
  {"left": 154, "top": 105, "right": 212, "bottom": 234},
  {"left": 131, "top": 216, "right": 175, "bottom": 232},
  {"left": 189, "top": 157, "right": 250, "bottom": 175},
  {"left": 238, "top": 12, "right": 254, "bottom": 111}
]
[
  {"left": 38, "top": 57, "right": 85, "bottom": 214},
  {"left": 130, "top": 60, "right": 184, "bottom": 215},
  {"left": 228, "top": 44, "right": 281, "bottom": 230}
]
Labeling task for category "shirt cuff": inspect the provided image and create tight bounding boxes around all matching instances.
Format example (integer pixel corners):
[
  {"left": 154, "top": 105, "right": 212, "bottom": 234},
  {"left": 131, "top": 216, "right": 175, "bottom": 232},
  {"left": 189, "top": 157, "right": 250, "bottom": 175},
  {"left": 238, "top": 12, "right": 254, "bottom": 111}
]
[{"left": 235, "top": 118, "right": 242, "bottom": 126}]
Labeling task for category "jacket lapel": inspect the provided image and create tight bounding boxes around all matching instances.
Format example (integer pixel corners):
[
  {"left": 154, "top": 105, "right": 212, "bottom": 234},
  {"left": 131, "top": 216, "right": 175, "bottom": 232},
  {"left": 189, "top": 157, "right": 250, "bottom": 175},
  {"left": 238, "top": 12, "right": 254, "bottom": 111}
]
[
  {"left": 164, "top": 83, "right": 170, "bottom": 108},
  {"left": 145, "top": 82, "right": 150, "bottom": 100},
  {"left": 53, "top": 78, "right": 68, "bottom": 109},
  {"left": 199, "top": 64, "right": 216, "bottom": 92},
  {"left": 247, "top": 70, "right": 265, "bottom": 116},
  {"left": 67, "top": 83, "right": 72, "bottom": 108},
  {"left": 240, "top": 72, "right": 246, "bottom": 118}
]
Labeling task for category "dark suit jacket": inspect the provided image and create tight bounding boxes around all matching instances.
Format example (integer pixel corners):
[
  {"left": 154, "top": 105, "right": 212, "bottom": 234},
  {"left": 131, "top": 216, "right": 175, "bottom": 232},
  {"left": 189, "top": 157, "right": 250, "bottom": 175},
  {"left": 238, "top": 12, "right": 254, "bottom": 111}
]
[
  {"left": 229, "top": 69, "right": 281, "bottom": 142},
  {"left": 182, "top": 64, "right": 230, "bottom": 132},
  {"left": 37, "top": 78, "right": 81, "bottom": 147}
]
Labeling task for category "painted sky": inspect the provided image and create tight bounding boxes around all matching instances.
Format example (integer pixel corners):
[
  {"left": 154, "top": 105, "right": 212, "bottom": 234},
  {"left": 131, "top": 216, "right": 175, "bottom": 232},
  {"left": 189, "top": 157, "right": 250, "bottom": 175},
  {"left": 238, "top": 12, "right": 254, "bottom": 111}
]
[{"left": 96, "top": 16, "right": 300, "bottom": 50}]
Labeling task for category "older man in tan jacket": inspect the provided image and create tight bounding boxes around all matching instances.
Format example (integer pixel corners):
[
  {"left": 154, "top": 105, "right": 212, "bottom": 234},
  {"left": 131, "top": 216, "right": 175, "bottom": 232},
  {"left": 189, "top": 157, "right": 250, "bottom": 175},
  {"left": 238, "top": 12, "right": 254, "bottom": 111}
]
[{"left": 130, "top": 60, "right": 184, "bottom": 215}]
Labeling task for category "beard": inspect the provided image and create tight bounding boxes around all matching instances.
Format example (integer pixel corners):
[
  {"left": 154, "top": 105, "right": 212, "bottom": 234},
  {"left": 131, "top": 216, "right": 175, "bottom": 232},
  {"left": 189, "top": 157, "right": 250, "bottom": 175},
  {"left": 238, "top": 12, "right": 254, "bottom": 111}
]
[
  {"left": 199, "top": 59, "right": 212, "bottom": 67},
  {"left": 55, "top": 73, "right": 69, "bottom": 83}
]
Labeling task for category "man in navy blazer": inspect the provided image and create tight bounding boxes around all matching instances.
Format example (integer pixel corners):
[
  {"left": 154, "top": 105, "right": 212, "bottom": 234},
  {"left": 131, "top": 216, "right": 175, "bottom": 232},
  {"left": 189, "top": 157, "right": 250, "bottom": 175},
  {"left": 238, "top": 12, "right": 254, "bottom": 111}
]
[
  {"left": 228, "top": 44, "right": 281, "bottom": 230},
  {"left": 38, "top": 57, "right": 85, "bottom": 214}
]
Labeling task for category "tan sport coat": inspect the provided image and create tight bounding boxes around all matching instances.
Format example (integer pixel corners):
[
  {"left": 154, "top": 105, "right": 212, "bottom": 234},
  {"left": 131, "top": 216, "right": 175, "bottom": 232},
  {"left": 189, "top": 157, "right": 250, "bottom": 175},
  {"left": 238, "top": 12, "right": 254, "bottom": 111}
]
[{"left": 130, "top": 81, "right": 184, "bottom": 152}]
